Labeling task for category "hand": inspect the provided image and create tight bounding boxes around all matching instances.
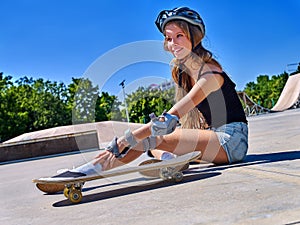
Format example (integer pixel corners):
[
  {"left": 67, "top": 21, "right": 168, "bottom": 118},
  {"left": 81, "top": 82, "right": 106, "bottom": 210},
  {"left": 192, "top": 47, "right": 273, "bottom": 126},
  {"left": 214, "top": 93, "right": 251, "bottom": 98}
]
[
  {"left": 94, "top": 150, "right": 118, "bottom": 171},
  {"left": 150, "top": 112, "right": 178, "bottom": 136}
]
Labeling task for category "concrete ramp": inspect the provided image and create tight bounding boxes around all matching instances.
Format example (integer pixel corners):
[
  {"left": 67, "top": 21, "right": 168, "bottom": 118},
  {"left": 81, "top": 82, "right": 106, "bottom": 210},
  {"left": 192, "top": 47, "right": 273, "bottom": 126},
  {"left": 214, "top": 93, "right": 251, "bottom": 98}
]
[
  {"left": 1, "top": 121, "right": 143, "bottom": 162},
  {"left": 271, "top": 73, "right": 300, "bottom": 111}
]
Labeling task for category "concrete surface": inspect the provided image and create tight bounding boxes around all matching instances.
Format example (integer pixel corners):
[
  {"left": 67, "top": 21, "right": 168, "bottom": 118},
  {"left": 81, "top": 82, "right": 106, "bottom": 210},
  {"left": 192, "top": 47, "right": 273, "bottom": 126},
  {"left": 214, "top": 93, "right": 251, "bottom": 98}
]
[{"left": 1, "top": 109, "right": 300, "bottom": 225}]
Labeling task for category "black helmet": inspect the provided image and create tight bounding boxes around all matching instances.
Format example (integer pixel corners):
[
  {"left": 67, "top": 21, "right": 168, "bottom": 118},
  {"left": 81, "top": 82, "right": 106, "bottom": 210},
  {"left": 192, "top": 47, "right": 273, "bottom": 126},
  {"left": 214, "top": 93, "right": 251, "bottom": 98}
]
[{"left": 155, "top": 7, "right": 205, "bottom": 35}]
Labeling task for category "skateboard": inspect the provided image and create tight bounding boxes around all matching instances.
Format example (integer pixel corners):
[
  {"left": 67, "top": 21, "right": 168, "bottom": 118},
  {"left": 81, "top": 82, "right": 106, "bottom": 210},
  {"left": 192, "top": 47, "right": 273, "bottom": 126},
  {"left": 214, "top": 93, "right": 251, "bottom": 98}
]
[
  {"left": 138, "top": 159, "right": 190, "bottom": 177},
  {"left": 36, "top": 183, "right": 65, "bottom": 194},
  {"left": 33, "top": 151, "right": 201, "bottom": 204}
]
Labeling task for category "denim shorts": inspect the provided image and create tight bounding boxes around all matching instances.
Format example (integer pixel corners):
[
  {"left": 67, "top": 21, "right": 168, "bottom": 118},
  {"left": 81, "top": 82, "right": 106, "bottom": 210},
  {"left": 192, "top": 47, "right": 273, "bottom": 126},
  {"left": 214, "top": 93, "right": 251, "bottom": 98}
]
[{"left": 210, "top": 122, "right": 248, "bottom": 163}]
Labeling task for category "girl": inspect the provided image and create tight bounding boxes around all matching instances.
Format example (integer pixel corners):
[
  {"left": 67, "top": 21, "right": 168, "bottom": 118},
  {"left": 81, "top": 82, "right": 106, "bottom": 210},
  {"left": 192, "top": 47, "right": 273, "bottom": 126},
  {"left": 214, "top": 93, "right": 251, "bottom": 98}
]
[{"left": 55, "top": 7, "right": 248, "bottom": 178}]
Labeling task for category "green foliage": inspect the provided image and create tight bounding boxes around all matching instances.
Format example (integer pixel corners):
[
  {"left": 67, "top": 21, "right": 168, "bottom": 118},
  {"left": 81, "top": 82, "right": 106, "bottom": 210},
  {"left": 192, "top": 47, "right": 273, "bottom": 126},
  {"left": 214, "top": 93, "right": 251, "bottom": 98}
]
[
  {"left": 95, "top": 92, "right": 122, "bottom": 122},
  {"left": 244, "top": 72, "right": 289, "bottom": 108},
  {"left": 125, "top": 86, "right": 175, "bottom": 123},
  {"left": 0, "top": 67, "right": 295, "bottom": 142},
  {"left": 0, "top": 74, "right": 72, "bottom": 141},
  {"left": 0, "top": 73, "right": 122, "bottom": 142},
  {"left": 69, "top": 78, "right": 99, "bottom": 124},
  {"left": 290, "top": 63, "right": 300, "bottom": 75}
]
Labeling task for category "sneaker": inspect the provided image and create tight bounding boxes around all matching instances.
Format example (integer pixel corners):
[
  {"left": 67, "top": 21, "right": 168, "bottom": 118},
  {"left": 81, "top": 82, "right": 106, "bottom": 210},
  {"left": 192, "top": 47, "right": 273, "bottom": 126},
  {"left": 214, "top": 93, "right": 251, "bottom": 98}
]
[
  {"left": 52, "top": 170, "right": 87, "bottom": 178},
  {"left": 70, "top": 162, "right": 102, "bottom": 176},
  {"left": 36, "top": 171, "right": 85, "bottom": 182}
]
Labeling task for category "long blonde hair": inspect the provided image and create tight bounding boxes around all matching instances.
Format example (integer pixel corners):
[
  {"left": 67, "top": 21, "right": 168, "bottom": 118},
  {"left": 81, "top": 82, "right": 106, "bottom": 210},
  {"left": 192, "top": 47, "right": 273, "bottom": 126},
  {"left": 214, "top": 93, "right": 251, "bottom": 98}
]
[{"left": 164, "top": 20, "right": 221, "bottom": 129}]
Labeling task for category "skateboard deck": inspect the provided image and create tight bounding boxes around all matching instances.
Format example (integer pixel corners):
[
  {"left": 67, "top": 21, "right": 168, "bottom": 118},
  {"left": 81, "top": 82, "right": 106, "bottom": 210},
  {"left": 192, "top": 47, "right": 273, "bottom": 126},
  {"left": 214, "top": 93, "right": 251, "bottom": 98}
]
[
  {"left": 36, "top": 183, "right": 65, "bottom": 194},
  {"left": 33, "top": 151, "right": 201, "bottom": 203}
]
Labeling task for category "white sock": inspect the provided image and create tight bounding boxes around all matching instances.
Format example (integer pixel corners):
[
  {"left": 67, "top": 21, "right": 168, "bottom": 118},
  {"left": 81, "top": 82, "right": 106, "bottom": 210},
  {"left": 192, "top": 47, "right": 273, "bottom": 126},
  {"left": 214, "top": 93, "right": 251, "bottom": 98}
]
[
  {"left": 71, "top": 162, "right": 102, "bottom": 176},
  {"left": 160, "top": 152, "right": 177, "bottom": 160}
]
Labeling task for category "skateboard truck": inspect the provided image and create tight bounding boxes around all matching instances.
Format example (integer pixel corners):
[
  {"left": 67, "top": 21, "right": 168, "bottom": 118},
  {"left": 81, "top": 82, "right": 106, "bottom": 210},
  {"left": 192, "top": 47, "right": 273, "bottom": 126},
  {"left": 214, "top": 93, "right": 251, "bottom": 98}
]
[
  {"left": 63, "top": 182, "right": 85, "bottom": 204},
  {"left": 159, "top": 167, "right": 184, "bottom": 182}
]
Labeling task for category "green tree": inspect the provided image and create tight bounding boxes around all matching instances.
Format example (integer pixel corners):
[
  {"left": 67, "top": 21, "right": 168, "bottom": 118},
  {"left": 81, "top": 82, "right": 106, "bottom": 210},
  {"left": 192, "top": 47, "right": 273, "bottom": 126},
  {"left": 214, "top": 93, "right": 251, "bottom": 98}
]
[
  {"left": 290, "top": 63, "right": 300, "bottom": 75},
  {"left": 0, "top": 73, "right": 123, "bottom": 142},
  {"left": 244, "top": 72, "right": 289, "bottom": 108},
  {"left": 0, "top": 73, "right": 16, "bottom": 141},
  {"left": 125, "top": 86, "right": 175, "bottom": 123},
  {"left": 68, "top": 78, "right": 99, "bottom": 124},
  {"left": 95, "top": 92, "right": 122, "bottom": 121},
  {"left": 0, "top": 74, "right": 72, "bottom": 141}
]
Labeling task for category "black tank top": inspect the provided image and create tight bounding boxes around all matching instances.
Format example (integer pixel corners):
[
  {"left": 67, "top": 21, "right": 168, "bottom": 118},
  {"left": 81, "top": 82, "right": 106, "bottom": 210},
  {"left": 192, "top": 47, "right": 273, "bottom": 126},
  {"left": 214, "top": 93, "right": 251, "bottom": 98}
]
[{"left": 196, "top": 71, "right": 247, "bottom": 128}]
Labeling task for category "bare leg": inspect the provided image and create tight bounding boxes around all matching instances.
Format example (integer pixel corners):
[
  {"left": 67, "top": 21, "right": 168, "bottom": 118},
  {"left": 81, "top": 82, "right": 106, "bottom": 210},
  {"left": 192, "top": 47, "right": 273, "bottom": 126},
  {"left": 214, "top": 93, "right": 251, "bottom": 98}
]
[
  {"left": 119, "top": 150, "right": 144, "bottom": 164},
  {"left": 118, "top": 128, "right": 228, "bottom": 165},
  {"left": 152, "top": 128, "right": 228, "bottom": 164},
  {"left": 93, "top": 149, "right": 143, "bottom": 170},
  {"left": 95, "top": 127, "right": 228, "bottom": 171}
]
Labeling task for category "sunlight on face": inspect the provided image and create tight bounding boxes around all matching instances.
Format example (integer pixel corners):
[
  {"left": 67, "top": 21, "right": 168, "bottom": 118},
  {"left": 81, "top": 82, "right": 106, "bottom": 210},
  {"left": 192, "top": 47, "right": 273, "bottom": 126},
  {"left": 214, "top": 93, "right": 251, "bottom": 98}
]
[{"left": 164, "top": 23, "right": 192, "bottom": 60}]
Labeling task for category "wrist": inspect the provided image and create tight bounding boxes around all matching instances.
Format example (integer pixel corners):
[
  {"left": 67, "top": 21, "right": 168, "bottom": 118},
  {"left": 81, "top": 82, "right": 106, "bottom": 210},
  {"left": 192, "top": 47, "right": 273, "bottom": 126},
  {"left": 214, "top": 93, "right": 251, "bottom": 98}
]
[{"left": 124, "top": 129, "right": 138, "bottom": 148}]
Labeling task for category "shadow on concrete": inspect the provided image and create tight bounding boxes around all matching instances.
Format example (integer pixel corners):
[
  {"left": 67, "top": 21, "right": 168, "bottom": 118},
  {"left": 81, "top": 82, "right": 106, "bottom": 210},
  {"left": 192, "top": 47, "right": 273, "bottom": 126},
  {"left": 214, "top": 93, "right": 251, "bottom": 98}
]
[
  {"left": 44, "top": 177, "right": 149, "bottom": 196},
  {"left": 187, "top": 150, "right": 300, "bottom": 174},
  {"left": 244, "top": 150, "right": 300, "bottom": 163},
  {"left": 52, "top": 172, "right": 220, "bottom": 207},
  {"left": 81, "top": 177, "right": 150, "bottom": 193},
  {"left": 46, "top": 150, "right": 299, "bottom": 201}
]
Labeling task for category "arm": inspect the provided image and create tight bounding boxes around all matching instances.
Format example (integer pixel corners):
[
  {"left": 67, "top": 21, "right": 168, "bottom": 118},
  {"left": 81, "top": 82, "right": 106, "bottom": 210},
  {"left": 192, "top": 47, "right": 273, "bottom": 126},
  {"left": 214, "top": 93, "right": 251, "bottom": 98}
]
[
  {"left": 131, "top": 72, "right": 224, "bottom": 141},
  {"left": 109, "top": 72, "right": 224, "bottom": 155},
  {"left": 168, "top": 73, "right": 224, "bottom": 118}
]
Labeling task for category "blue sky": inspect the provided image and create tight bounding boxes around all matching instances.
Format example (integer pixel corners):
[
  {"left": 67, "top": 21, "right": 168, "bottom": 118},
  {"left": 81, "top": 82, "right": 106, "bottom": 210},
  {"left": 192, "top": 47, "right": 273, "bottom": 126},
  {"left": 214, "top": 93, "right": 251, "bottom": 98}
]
[{"left": 1, "top": 0, "right": 299, "bottom": 96}]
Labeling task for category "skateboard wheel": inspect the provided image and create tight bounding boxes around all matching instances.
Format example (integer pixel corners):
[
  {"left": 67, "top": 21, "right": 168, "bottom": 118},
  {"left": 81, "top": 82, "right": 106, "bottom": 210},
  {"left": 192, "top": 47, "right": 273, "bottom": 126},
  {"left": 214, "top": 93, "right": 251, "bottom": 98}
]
[
  {"left": 68, "top": 189, "right": 82, "bottom": 204},
  {"left": 173, "top": 172, "right": 183, "bottom": 182},
  {"left": 63, "top": 187, "right": 70, "bottom": 198}
]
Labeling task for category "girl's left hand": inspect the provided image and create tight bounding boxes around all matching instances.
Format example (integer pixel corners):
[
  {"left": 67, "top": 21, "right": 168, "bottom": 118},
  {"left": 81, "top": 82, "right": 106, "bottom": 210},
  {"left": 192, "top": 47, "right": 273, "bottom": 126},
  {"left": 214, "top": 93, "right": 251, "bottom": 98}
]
[{"left": 94, "top": 150, "right": 118, "bottom": 171}]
